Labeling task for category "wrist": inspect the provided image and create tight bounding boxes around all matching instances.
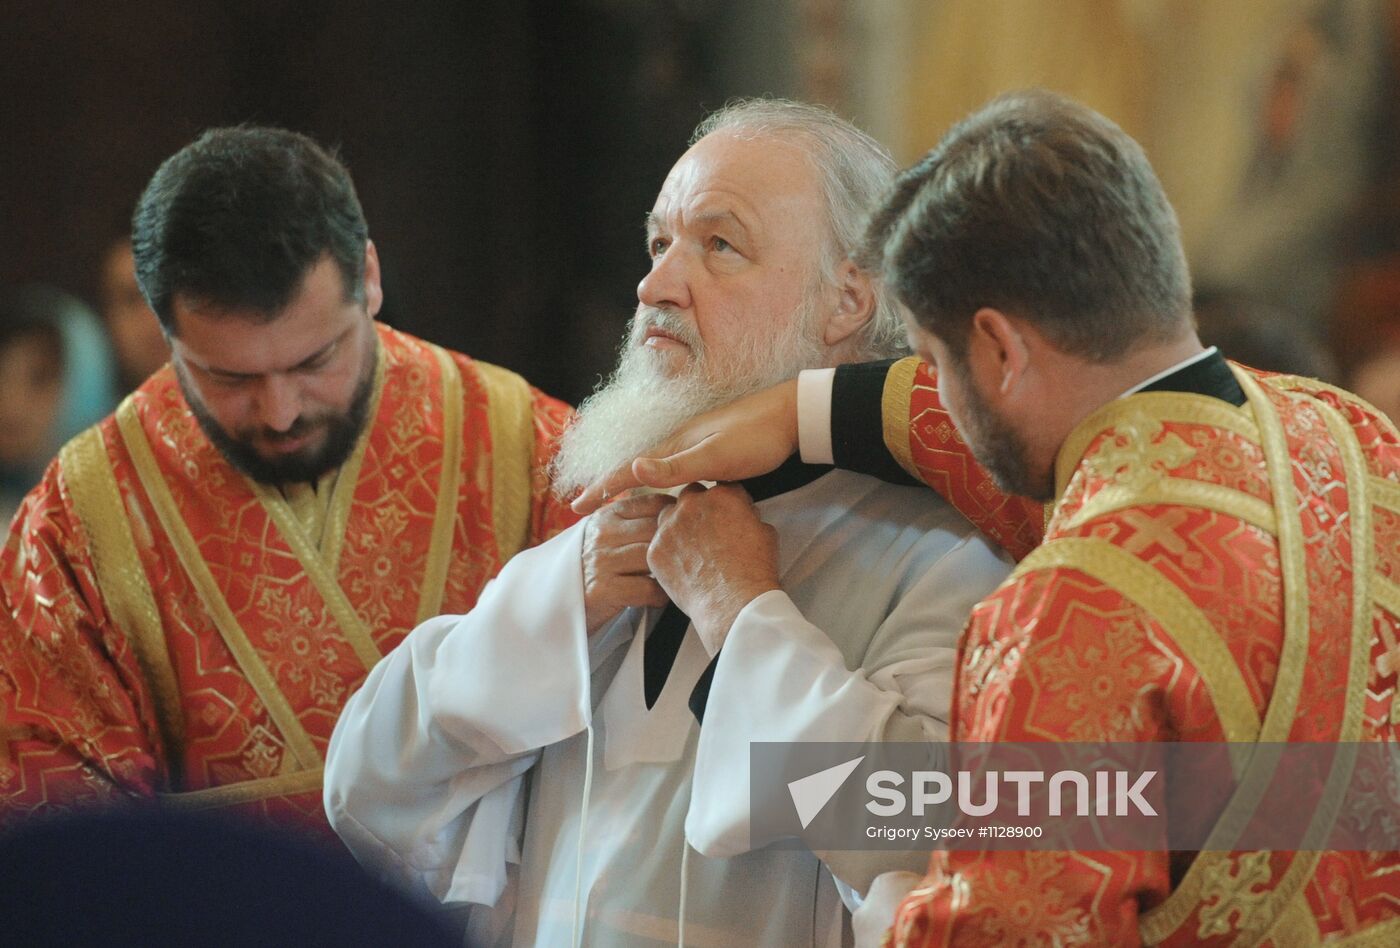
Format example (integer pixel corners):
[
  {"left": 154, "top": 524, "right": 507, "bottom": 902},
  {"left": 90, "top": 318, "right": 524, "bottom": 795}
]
[{"left": 693, "top": 581, "right": 779, "bottom": 655}]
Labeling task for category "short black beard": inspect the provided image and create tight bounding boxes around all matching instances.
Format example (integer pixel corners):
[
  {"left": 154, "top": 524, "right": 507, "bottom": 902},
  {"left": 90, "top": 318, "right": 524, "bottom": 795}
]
[{"left": 178, "top": 341, "right": 378, "bottom": 487}]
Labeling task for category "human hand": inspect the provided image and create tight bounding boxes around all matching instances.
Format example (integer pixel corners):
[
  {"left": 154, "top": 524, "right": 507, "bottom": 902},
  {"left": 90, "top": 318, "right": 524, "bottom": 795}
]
[
  {"left": 570, "top": 379, "right": 799, "bottom": 515},
  {"left": 646, "top": 484, "right": 780, "bottom": 654},
  {"left": 582, "top": 493, "right": 673, "bottom": 634}
]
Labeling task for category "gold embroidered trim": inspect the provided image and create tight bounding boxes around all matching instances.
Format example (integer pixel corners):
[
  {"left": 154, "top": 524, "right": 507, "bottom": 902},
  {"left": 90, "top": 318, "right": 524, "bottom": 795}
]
[
  {"left": 1236, "top": 369, "right": 1310, "bottom": 746},
  {"left": 60, "top": 423, "right": 186, "bottom": 782},
  {"left": 1251, "top": 400, "right": 1377, "bottom": 946},
  {"left": 115, "top": 403, "right": 322, "bottom": 770},
  {"left": 158, "top": 766, "right": 323, "bottom": 811},
  {"left": 249, "top": 482, "right": 381, "bottom": 673},
  {"left": 1371, "top": 475, "right": 1400, "bottom": 517},
  {"left": 475, "top": 360, "right": 534, "bottom": 564},
  {"left": 1377, "top": 577, "right": 1400, "bottom": 618},
  {"left": 1065, "top": 478, "right": 1277, "bottom": 537},
  {"left": 416, "top": 344, "right": 464, "bottom": 624},
  {"left": 1269, "top": 374, "right": 1400, "bottom": 442},
  {"left": 1318, "top": 398, "right": 1374, "bottom": 749},
  {"left": 1013, "top": 537, "right": 1261, "bottom": 744},
  {"left": 881, "top": 356, "right": 923, "bottom": 481},
  {"left": 1055, "top": 391, "right": 1260, "bottom": 501},
  {"left": 1330, "top": 916, "right": 1400, "bottom": 946},
  {"left": 1143, "top": 376, "right": 1365, "bottom": 946},
  {"left": 1267, "top": 895, "right": 1321, "bottom": 948},
  {"left": 321, "top": 342, "right": 386, "bottom": 570}
]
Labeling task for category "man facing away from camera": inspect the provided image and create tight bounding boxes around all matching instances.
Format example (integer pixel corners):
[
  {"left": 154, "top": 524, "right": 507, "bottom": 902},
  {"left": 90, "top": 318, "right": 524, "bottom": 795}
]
[
  {"left": 0, "top": 127, "right": 577, "bottom": 831},
  {"left": 323, "top": 99, "right": 1013, "bottom": 946}
]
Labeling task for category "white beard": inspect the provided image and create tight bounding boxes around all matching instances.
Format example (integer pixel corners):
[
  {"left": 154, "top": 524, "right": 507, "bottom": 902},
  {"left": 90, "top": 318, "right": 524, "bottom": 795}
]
[{"left": 551, "top": 304, "right": 827, "bottom": 496}]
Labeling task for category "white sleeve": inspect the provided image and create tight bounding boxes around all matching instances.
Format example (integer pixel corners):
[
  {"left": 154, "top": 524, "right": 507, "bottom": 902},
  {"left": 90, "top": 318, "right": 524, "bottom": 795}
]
[
  {"left": 324, "top": 519, "right": 602, "bottom": 907},
  {"left": 797, "top": 367, "right": 836, "bottom": 465},
  {"left": 683, "top": 530, "right": 1011, "bottom": 892}
]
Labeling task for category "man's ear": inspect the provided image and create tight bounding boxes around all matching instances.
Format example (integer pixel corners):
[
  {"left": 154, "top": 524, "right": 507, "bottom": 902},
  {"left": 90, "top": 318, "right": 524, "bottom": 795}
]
[
  {"left": 363, "top": 240, "right": 384, "bottom": 318},
  {"left": 968, "top": 307, "right": 1030, "bottom": 397},
  {"left": 822, "top": 261, "right": 876, "bottom": 348}
]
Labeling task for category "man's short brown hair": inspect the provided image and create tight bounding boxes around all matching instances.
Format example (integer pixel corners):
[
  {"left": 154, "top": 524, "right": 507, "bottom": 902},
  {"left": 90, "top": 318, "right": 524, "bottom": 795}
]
[{"left": 863, "top": 90, "right": 1192, "bottom": 361}]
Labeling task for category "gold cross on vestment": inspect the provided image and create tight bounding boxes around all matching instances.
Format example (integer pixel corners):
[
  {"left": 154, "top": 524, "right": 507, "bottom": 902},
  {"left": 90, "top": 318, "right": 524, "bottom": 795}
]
[{"left": 1118, "top": 508, "right": 1192, "bottom": 557}]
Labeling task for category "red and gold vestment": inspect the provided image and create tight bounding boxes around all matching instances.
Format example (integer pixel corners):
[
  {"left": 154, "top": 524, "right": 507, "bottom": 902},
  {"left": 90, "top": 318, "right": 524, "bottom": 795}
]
[
  {"left": 872, "top": 357, "right": 1400, "bottom": 945},
  {"left": 0, "top": 323, "right": 576, "bottom": 835}
]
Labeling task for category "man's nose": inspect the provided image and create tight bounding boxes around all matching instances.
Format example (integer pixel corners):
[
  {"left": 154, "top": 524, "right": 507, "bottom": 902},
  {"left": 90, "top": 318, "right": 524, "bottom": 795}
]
[
  {"left": 253, "top": 374, "right": 301, "bottom": 433},
  {"left": 637, "top": 247, "right": 693, "bottom": 311}
]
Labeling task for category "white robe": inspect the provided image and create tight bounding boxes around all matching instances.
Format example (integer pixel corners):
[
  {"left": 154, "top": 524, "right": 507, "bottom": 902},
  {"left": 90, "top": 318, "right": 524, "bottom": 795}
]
[{"left": 324, "top": 471, "right": 1012, "bottom": 947}]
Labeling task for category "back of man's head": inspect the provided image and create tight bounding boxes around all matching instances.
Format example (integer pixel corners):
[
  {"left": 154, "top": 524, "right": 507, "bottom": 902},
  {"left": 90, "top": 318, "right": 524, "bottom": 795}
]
[
  {"left": 864, "top": 90, "right": 1192, "bottom": 362},
  {"left": 693, "top": 98, "right": 906, "bottom": 360},
  {"left": 132, "top": 127, "right": 368, "bottom": 333}
]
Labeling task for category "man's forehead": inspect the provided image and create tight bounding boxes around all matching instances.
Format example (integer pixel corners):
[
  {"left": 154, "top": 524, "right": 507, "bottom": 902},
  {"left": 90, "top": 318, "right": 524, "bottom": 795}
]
[{"left": 648, "top": 131, "right": 825, "bottom": 227}]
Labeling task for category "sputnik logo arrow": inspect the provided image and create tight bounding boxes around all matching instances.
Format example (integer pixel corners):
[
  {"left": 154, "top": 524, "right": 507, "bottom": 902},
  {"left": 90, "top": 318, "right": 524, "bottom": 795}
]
[{"left": 788, "top": 756, "right": 865, "bottom": 829}]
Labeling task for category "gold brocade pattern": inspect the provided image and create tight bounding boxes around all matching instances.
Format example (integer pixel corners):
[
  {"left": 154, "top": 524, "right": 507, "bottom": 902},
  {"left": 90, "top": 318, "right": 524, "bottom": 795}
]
[
  {"left": 415, "top": 344, "right": 463, "bottom": 623},
  {"left": 1, "top": 324, "right": 577, "bottom": 827},
  {"left": 1013, "top": 538, "right": 1260, "bottom": 745},
  {"left": 475, "top": 360, "right": 536, "bottom": 564},
  {"left": 116, "top": 399, "right": 324, "bottom": 772},
  {"left": 882, "top": 356, "right": 923, "bottom": 481},
  {"left": 889, "top": 364, "right": 1400, "bottom": 947},
  {"left": 58, "top": 426, "right": 185, "bottom": 776}
]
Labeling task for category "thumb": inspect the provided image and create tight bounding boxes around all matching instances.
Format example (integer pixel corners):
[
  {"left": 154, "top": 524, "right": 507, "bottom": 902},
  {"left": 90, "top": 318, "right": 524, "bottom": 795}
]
[{"left": 632, "top": 440, "right": 715, "bottom": 489}]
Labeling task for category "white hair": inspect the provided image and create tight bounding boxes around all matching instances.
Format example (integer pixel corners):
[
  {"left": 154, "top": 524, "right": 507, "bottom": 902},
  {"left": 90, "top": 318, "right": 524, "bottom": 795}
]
[{"left": 691, "top": 98, "right": 908, "bottom": 360}]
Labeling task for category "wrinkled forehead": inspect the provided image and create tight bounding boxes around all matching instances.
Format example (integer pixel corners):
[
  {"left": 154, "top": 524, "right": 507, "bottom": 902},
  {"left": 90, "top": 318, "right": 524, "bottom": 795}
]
[{"left": 649, "top": 130, "right": 830, "bottom": 238}]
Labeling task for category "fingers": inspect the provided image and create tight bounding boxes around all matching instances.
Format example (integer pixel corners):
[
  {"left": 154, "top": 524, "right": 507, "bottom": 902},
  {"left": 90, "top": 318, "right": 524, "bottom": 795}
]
[
  {"left": 589, "top": 537, "right": 652, "bottom": 576},
  {"left": 570, "top": 470, "right": 636, "bottom": 515},
  {"left": 631, "top": 437, "right": 718, "bottom": 490},
  {"left": 607, "top": 575, "right": 669, "bottom": 610},
  {"left": 602, "top": 492, "right": 674, "bottom": 520},
  {"left": 569, "top": 439, "right": 710, "bottom": 515}
]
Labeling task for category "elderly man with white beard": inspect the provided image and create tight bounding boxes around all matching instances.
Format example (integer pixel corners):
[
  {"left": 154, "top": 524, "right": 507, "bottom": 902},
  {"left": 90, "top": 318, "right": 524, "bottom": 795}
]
[{"left": 322, "top": 99, "right": 1012, "bottom": 948}]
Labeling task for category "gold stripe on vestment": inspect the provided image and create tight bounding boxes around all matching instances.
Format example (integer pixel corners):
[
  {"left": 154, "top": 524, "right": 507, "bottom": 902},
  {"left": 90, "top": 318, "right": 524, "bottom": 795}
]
[
  {"left": 247, "top": 346, "right": 384, "bottom": 674},
  {"left": 475, "top": 360, "right": 535, "bottom": 564},
  {"left": 159, "top": 766, "right": 323, "bottom": 810},
  {"left": 1330, "top": 916, "right": 1400, "bottom": 946},
  {"left": 320, "top": 341, "right": 386, "bottom": 571},
  {"left": 1013, "top": 537, "right": 1261, "bottom": 745},
  {"left": 1370, "top": 474, "right": 1400, "bottom": 518},
  {"left": 881, "top": 356, "right": 922, "bottom": 481},
  {"left": 1055, "top": 391, "right": 1261, "bottom": 502},
  {"left": 60, "top": 422, "right": 186, "bottom": 784},
  {"left": 1268, "top": 374, "right": 1400, "bottom": 442},
  {"left": 1250, "top": 397, "right": 1376, "bottom": 947},
  {"left": 1064, "top": 478, "right": 1277, "bottom": 537},
  {"left": 115, "top": 402, "right": 322, "bottom": 771},
  {"left": 416, "top": 344, "right": 464, "bottom": 624},
  {"left": 1143, "top": 374, "right": 1371, "bottom": 945}
]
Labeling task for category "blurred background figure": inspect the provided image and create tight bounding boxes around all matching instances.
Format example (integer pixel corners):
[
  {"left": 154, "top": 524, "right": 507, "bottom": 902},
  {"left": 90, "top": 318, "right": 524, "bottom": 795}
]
[
  {"left": 0, "top": 286, "right": 116, "bottom": 523},
  {"left": 1330, "top": 256, "right": 1400, "bottom": 424},
  {"left": 1192, "top": 0, "right": 1391, "bottom": 341},
  {"left": 98, "top": 235, "right": 169, "bottom": 393},
  {"left": 0, "top": 807, "right": 461, "bottom": 947},
  {"left": 1193, "top": 287, "right": 1340, "bottom": 380}
]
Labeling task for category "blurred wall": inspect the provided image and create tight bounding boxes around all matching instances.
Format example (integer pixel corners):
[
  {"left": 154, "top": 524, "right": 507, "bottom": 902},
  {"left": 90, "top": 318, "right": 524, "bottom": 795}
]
[
  {"left": 891, "top": 0, "right": 1311, "bottom": 258},
  {"left": 1, "top": 0, "right": 796, "bottom": 405}
]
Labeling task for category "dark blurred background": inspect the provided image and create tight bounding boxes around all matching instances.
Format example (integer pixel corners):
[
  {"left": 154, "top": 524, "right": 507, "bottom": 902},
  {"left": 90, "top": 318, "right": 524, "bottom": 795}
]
[
  {"left": 4, "top": 0, "right": 1399, "bottom": 454},
  {"left": 0, "top": 0, "right": 811, "bottom": 404}
]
